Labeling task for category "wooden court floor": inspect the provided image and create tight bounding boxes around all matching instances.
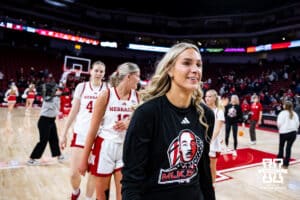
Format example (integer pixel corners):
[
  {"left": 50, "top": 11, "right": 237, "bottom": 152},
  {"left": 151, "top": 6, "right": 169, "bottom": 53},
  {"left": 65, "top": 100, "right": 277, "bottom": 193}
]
[{"left": 0, "top": 107, "right": 300, "bottom": 200}]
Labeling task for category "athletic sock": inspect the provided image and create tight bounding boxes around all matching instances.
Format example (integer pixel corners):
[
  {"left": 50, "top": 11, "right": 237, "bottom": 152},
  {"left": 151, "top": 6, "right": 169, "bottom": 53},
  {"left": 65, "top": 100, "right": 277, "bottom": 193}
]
[{"left": 72, "top": 188, "right": 80, "bottom": 195}]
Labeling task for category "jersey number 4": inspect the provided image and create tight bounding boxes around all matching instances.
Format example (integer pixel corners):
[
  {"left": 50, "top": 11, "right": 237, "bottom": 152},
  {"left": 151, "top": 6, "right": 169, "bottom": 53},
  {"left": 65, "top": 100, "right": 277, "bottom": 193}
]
[{"left": 86, "top": 101, "right": 93, "bottom": 113}]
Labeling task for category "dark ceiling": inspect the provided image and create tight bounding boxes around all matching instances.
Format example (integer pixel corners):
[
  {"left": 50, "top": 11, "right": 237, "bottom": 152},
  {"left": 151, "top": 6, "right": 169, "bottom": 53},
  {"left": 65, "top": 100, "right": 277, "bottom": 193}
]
[
  {"left": 1, "top": 0, "right": 300, "bottom": 48},
  {"left": 77, "top": 0, "right": 298, "bottom": 17},
  {"left": 2, "top": 0, "right": 299, "bottom": 18}
]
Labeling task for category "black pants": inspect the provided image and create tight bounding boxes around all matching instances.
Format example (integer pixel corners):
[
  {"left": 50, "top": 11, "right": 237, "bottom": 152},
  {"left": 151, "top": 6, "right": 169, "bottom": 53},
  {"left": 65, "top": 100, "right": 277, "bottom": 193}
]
[
  {"left": 277, "top": 131, "right": 297, "bottom": 166},
  {"left": 225, "top": 122, "right": 238, "bottom": 150},
  {"left": 30, "top": 116, "right": 61, "bottom": 159},
  {"left": 249, "top": 120, "right": 258, "bottom": 142}
]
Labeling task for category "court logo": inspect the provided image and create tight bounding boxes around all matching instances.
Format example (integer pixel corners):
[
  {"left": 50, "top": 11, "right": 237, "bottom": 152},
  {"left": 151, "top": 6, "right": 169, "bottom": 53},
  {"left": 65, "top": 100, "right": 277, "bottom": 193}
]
[{"left": 258, "top": 158, "right": 287, "bottom": 189}]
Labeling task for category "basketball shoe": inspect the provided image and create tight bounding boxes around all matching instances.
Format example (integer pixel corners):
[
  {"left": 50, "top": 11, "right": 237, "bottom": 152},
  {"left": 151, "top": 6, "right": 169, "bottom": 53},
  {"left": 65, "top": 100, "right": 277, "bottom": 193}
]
[{"left": 71, "top": 189, "right": 80, "bottom": 200}]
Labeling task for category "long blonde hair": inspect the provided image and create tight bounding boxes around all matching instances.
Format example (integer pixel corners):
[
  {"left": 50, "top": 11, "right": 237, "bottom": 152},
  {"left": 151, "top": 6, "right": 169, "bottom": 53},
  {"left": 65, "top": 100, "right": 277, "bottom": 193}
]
[
  {"left": 140, "top": 42, "right": 208, "bottom": 133},
  {"left": 284, "top": 101, "right": 294, "bottom": 119},
  {"left": 206, "top": 89, "right": 224, "bottom": 110}
]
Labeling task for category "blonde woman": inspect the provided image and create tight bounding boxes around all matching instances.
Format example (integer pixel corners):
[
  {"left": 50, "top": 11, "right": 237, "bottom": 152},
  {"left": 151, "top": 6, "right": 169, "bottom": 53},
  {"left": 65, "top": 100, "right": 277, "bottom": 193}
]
[
  {"left": 277, "top": 101, "right": 299, "bottom": 168},
  {"left": 249, "top": 94, "right": 262, "bottom": 145},
  {"left": 121, "top": 42, "right": 215, "bottom": 200},
  {"left": 224, "top": 94, "right": 243, "bottom": 156},
  {"left": 205, "top": 89, "right": 225, "bottom": 184},
  {"left": 78, "top": 62, "right": 140, "bottom": 200}
]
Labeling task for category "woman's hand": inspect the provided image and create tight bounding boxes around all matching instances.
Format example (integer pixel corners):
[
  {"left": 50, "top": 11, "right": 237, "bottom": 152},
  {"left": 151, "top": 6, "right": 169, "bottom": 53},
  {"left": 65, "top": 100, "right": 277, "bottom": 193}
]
[
  {"left": 60, "top": 135, "right": 67, "bottom": 150},
  {"left": 78, "top": 156, "right": 88, "bottom": 176},
  {"left": 113, "top": 118, "right": 130, "bottom": 132}
]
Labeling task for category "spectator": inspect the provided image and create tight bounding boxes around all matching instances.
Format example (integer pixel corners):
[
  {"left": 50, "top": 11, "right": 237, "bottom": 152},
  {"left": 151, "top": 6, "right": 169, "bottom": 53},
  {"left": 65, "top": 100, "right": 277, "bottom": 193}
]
[{"left": 277, "top": 101, "right": 299, "bottom": 168}]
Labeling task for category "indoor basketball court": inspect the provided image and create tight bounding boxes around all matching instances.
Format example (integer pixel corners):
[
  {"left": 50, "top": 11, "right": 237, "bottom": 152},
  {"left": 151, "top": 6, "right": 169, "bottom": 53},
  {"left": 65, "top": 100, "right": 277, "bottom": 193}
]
[
  {"left": 1, "top": 1, "right": 300, "bottom": 200},
  {"left": 0, "top": 107, "right": 299, "bottom": 200}
]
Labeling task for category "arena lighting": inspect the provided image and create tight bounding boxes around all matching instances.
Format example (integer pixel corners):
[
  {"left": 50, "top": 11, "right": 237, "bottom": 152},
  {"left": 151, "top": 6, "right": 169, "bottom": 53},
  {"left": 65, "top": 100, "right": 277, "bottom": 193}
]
[
  {"left": 255, "top": 44, "right": 272, "bottom": 52},
  {"left": 205, "top": 48, "right": 224, "bottom": 53},
  {"left": 74, "top": 44, "right": 81, "bottom": 50},
  {"left": 246, "top": 39, "right": 300, "bottom": 53},
  {"left": 100, "top": 41, "right": 118, "bottom": 48},
  {"left": 36, "top": 29, "right": 100, "bottom": 45},
  {"left": 44, "top": 0, "right": 67, "bottom": 7},
  {"left": 128, "top": 43, "right": 170, "bottom": 53},
  {"left": 0, "top": 21, "right": 100, "bottom": 46},
  {"left": 271, "top": 42, "right": 290, "bottom": 50},
  {"left": 246, "top": 46, "right": 256, "bottom": 53},
  {"left": 224, "top": 48, "right": 246, "bottom": 52},
  {"left": 289, "top": 40, "right": 300, "bottom": 48}
]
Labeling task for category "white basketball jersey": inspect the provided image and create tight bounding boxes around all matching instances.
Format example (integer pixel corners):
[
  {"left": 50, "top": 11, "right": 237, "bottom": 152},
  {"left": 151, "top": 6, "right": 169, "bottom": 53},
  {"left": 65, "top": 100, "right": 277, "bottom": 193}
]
[
  {"left": 98, "top": 87, "right": 139, "bottom": 143},
  {"left": 74, "top": 81, "right": 108, "bottom": 136},
  {"left": 210, "top": 108, "right": 225, "bottom": 152}
]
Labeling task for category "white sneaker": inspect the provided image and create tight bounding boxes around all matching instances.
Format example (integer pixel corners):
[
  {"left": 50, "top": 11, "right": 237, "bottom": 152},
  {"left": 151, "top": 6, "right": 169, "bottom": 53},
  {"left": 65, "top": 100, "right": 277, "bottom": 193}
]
[
  {"left": 232, "top": 150, "right": 237, "bottom": 157},
  {"left": 250, "top": 141, "right": 256, "bottom": 145},
  {"left": 27, "top": 159, "right": 40, "bottom": 166},
  {"left": 57, "top": 155, "right": 65, "bottom": 163}
]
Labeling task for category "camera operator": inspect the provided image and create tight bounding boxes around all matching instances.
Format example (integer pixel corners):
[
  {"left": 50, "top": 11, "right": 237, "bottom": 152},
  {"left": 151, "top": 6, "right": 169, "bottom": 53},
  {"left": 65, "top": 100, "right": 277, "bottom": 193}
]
[{"left": 27, "top": 81, "right": 65, "bottom": 165}]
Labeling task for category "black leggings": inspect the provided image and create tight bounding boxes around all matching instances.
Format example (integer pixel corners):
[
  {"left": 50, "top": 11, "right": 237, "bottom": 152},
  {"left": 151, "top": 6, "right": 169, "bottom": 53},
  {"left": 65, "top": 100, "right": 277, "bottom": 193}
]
[
  {"left": 225, "top": 122, "right": 238, "bottom": 150},
  {"left": 277, "top": 131, "right": 297, "bottom": 166},
  {"left": 30, "top": 116, "right": 61, "bottom": 159}
]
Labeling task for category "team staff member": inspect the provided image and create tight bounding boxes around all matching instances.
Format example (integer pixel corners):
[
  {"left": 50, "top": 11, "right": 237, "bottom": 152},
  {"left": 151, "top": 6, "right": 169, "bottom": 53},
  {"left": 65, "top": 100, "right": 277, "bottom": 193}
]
[
  {"left": 27, "top": 82, "right": 64, "bottom": 165},
  {"left": 121, "top": 42, "right": 215, "bottom": 200},
  {"left": 277, "top": 100, "right": 299, "bottom": 168},
  {"left": 249, "top": 94, "right": 262, "bottom": 145}
]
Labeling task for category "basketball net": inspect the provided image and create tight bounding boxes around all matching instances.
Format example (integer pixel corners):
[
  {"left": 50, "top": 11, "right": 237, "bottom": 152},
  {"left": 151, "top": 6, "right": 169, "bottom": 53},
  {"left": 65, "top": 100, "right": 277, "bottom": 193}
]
[{"left": 74, "top": 69, "right": 81, "bottom": 80}]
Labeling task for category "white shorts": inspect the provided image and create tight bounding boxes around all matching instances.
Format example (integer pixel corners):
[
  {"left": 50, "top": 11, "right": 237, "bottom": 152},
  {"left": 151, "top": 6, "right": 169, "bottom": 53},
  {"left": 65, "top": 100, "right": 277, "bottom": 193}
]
[
  {"left": 89, "top": 136, "right": 123, "bottom": 177},
  {"left": 209, "top": 137, "right": 224, "bottom": 158},
  {"left": 70, "top": 133, "right": 86, "bottom": 148}
]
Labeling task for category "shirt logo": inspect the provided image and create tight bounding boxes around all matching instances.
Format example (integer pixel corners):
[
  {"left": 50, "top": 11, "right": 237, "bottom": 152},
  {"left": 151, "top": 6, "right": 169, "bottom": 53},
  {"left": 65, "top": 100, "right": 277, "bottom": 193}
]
[
  {"left": 158, "top": 130, "right": 203, "bottom": 184},
  {"left": 181, "top": 117, "right": 190, "bottom": 124}
]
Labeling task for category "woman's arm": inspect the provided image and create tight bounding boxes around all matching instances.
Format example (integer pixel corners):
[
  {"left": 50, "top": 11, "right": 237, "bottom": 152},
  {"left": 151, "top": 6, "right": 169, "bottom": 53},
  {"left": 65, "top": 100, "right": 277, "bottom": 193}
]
[
  {"left": 211, "top": 119, "right": 224, "bottom": 141},
  {"left": 60, "top": 98, "right": 80, "bottom": 149},
  {"left": 78, "top": 90, "right": 108, "bottom": 176},
  {"left": 122, "top": 105, "right": 154, "bottom": 200}
]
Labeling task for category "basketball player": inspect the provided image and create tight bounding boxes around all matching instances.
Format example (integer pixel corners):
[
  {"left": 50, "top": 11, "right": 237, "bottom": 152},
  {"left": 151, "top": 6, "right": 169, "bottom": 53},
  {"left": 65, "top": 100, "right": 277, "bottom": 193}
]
[
  {"left": 205, "top": 89, "right": 225, "bottom": 184},
  {"left": 121, "top": 42, "right": 215, "bottom": 200},
  {"left": 23, "top": 83, "right": 36, "bottom": 115},
  {"left": 4, "top": 83, "right": 19, "bottom": 118},
  {"left": 60, "top": 61, "right": 108, "bottom": 200},
  {"left": 78, "top": 62, "right": 140, "bottom": 200}
]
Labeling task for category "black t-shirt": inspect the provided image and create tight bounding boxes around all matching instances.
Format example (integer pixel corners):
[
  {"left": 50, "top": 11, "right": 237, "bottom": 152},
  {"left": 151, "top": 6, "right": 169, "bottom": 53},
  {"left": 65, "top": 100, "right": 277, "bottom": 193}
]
[
  {"left": 225, "top": 103, "right": 243, "bottom": 124},
  {"left": 122, "top": 95, "right": 215, "bottom": 200}
]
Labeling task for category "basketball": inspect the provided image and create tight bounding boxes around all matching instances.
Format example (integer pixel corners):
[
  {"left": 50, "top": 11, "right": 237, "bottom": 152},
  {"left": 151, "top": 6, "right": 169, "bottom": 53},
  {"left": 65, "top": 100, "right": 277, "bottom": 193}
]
[{"left": 238, "top": 130, "right": 244, "bottom": 136}]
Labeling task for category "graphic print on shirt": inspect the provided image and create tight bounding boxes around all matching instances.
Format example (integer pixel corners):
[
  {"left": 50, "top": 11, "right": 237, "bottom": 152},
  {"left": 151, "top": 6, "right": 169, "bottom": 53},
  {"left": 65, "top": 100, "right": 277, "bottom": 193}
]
[
  {"left": 228, "top": 106, "right": 237, "bottom": 118},
  {"left": 158, "top": 129, "right": 203, "bottom": 184}
]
